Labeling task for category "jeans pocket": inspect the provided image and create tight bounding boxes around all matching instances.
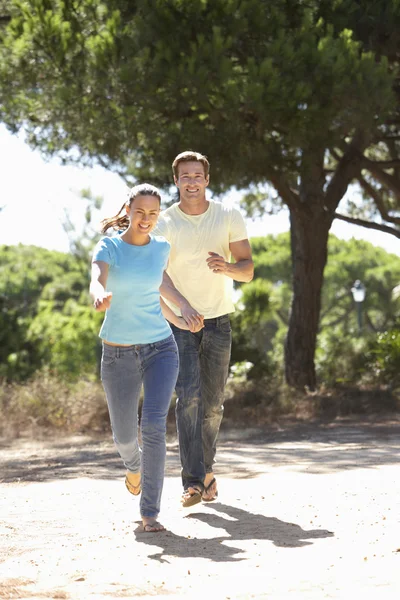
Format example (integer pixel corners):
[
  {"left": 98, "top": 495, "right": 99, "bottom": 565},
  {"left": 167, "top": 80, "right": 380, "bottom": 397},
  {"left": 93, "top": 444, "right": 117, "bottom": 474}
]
[
  {"left": 101, "top": 349, "right": 117, "bottom": 366},
  {"left": 154, "top": 335, "right": 178, "bottom": 355},
  {"left": 217, "top": 319, "right": 232, "bottom": 334}
]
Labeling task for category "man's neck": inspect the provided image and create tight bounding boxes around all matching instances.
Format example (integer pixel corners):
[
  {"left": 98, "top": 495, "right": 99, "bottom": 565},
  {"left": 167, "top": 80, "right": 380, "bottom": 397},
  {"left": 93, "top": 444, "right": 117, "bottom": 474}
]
[{"left": 178, "top": 197, "right": 209, "bottom": 216}]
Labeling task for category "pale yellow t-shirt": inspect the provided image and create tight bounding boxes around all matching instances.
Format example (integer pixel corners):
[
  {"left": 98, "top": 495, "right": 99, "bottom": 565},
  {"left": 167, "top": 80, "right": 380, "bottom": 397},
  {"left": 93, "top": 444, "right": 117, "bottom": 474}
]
[{"left": 154, "top": 200, "right": 248, "bottom": 319}]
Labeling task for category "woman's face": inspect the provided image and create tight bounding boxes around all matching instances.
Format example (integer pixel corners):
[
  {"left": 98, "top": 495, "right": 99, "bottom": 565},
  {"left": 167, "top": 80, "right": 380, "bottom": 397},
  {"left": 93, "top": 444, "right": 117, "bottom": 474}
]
[{"left": 126, "top": 194, "right": 160, "bottom": 236}]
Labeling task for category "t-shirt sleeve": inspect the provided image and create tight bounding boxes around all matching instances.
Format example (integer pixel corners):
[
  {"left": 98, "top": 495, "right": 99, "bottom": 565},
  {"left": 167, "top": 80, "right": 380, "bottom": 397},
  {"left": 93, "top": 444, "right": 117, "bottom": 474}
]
[
  {"left": 162, "top": 240, "right": 171, "bottom": 270},
  {"left": 229, "top": 208, "right": 249, "bottom": 243},
  {"left": 92, "top": 237, "right": 114, "bottom": 265},
  {"left": 153, "top": 214, "right": 170, "bottom": 241}
]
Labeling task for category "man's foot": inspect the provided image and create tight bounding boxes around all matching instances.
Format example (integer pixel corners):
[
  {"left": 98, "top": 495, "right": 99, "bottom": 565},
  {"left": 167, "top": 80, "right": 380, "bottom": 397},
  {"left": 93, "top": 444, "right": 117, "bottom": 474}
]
[
  {"left": 181, "top": 486, "right": 203, "bottom": 508},
  {"left": 142, "top": 518, "right": 166, "bottom": 533},
  {"left": 202, "top": 474, "right": 218, "bottom": 502},
  {"left": 125, "top": 471, "right": 141, "bottom": 496}
]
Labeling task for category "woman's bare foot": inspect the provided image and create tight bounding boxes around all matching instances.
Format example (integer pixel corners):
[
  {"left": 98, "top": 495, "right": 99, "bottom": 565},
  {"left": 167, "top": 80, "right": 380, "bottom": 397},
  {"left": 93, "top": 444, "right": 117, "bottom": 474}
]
[{"left": 142, "top": 518, "right": 166, "bottom": 533}]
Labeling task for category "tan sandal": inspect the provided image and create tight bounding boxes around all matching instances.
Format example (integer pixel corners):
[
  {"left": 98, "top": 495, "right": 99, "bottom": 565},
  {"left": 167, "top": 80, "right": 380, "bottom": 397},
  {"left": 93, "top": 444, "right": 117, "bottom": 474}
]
[
  {"left": 125, "top": 471, "right": 141, "bottom": 496},
  {"left": 181, "top": 486, "right": 203, "bottom": 508}
]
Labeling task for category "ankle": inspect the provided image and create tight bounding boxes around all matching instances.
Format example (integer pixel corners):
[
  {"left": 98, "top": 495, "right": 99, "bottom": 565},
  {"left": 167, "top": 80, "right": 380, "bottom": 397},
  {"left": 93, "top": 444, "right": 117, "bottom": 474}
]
[{"left": 204, "top": 472, "right": 214, "bottom": 485}]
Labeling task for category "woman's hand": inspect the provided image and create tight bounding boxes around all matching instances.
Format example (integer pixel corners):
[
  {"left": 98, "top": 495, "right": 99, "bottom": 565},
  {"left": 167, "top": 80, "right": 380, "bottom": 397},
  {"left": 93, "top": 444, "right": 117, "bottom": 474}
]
[{"left": 174, "top": 316, "right": 190, "bottom": 330}]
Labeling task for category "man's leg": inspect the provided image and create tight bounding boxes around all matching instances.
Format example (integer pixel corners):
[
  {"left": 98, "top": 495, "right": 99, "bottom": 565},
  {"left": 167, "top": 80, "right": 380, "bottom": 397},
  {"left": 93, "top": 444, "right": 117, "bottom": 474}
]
[
  {"left": 171, "top": 325, "right": 205, "bottom": 495},
  {"left": 200, "top": 316, "right": 232, "bottom": 498}
]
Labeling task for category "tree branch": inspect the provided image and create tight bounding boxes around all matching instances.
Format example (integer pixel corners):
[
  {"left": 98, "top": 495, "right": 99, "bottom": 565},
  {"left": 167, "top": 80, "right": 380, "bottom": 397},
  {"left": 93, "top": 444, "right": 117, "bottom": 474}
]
[
  {"left": 358, "top": 175, "right": 400, "bottom": 225},
  {"left": 360, "top": 155, "right": 400, "bottom": 198},
  {"left": 325, "top": 131, "right": 369, "bottom": 212},
  {"left": 265, "top": 168, "right": 298, "bottom": 210},
  {"left": 334, "top": 212, "right": 400, "bottom": 239},
  {"left": 370, "top": 159, "right": 400, "bottom": 168}
]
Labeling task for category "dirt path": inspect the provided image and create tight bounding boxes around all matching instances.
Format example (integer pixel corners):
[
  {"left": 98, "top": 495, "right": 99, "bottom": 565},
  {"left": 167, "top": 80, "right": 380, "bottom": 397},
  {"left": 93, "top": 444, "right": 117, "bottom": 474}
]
[{"left": 1, "top": 418, "right": 400, "bottom": 599}]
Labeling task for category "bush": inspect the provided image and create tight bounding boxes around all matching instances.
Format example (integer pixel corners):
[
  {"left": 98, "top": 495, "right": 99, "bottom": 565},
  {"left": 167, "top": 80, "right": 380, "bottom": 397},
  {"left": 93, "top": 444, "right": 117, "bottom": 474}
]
[
  {"left": 0, "top": 370, "right": 109, "bottom": 438},
  {"left": 315, "top": 328, "right": 370, "bottom": 386},
  {"left": 363, "top": 330, "right": 400, "bottom": 387}
]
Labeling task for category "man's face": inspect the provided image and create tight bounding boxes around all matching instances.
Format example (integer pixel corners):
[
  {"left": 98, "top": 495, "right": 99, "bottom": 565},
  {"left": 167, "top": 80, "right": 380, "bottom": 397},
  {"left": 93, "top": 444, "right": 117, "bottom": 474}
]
[{"left": 174, "top": 161, "right": 209, "bottom": 202}]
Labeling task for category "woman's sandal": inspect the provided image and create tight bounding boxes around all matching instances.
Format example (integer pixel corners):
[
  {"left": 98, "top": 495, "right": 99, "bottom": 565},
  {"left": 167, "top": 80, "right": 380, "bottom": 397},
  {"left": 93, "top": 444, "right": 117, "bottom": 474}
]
[
  {"left": 125, "top": 472, "right": 141, "bottom": 496},
  {"left": 181, "top": 486, "right": 203, "bottom": 508},
  {"left": 202, "top": 477, "right": 218, "bottom": 502}
]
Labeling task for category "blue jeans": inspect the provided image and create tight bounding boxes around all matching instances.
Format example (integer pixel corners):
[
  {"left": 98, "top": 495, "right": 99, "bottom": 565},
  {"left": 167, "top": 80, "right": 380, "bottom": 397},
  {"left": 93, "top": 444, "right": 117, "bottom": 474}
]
[
  {"left": 171, "top": 315, "right": 232, "bottom": 491},
  {"left": 100, "top": 334, "right": 179, "bottom": 518}
]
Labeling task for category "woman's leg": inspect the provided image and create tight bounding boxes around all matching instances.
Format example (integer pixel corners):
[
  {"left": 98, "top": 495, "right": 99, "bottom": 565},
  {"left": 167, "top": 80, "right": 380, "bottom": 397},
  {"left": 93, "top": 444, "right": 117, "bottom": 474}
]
[
  {"left": 100, "top": 344, "right": 142, "bottom": 475},
  {"left": 139, "top": 335, "right": 179, "bottom": 527}
]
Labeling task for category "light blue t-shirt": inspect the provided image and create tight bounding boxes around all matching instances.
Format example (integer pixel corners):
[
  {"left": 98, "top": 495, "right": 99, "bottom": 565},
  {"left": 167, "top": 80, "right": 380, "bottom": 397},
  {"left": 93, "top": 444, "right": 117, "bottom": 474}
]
[{"left": 92, "top": 234, "right": 172, "bottom": 344}]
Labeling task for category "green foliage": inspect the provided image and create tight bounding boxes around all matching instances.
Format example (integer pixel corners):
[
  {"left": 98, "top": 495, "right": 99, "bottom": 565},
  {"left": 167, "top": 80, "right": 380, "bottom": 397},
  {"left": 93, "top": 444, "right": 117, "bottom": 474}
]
[
  {"left": 0, "top": 1, "right": 396, "bottom": 187},
  {"left": 28, "top": 299, "right": 103, "bottom": 380},
  {"left": 0, "top": 244, "right": 100, "bottom": 381},
  {"left": 322, "top": 238, "right": 400, "bottom": 334},
  {"left": 363, "top": 330, "right": 400, "bottom": 387},
  {"left": 234, "top": 231, "right": 400, "bottom": 383},
  {"left": 1, "top": 0, "right": 399, "bottom": 388},
  {"left": 315, "top": 328, "right": 369, "bottom": 386}
]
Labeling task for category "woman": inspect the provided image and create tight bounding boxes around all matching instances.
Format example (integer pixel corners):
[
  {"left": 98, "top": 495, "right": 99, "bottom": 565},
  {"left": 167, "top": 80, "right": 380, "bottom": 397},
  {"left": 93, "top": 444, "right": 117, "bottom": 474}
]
[{"left": 90, "top": 183, "right": 191, "bottom": 533}]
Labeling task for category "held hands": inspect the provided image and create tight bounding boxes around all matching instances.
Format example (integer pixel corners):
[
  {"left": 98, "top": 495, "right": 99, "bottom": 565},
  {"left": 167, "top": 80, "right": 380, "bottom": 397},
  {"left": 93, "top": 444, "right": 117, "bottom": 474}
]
[
  {"left": 93, "top": 291, "right": 113, "bottom": 312},
  {"left": 180, "top": 302, "right": 204, "bottom": 333},
  {"left": 174, "top": 317, "right": 190, "bottom": 331},
  {"left": 206, "top": 251, "right": 228, "bottom": 274}
]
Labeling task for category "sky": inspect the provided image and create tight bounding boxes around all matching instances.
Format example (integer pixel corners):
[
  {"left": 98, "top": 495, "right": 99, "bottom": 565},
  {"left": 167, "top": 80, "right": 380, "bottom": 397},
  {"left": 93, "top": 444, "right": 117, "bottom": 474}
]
[{"left": 1, "top": 123, "right": 400, "bottom": 257}]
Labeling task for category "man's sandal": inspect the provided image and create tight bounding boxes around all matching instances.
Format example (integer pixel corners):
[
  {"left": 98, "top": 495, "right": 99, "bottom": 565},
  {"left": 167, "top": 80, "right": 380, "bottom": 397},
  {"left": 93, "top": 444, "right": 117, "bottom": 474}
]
[
  {"left": 202, "top": 477, "right": 218, "bottom": 502},
  {"left": 125, "top": 472, "right": 141, "bottom": 496},
  {"left": 181, "top": 486, "right": 203, "bottom": 508}
]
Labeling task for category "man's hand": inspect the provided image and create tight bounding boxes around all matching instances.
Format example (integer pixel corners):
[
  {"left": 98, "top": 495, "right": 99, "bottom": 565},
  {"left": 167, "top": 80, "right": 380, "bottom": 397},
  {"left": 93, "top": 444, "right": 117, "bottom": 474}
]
[
  {"left": 93, "top": 291, "right": 113, "bottom": 312},
  {"left": 180, "top": 302, "right": 204, "bottom": 332},
  {"left": 206, "top": 251, "right": 228, "bottom": 274}
]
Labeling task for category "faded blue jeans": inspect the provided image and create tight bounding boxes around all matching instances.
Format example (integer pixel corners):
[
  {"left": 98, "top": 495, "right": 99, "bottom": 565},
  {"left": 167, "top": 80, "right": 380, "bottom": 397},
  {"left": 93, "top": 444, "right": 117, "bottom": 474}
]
[
  {"left": 100, "top": 334, "right": 179, "bottom": 518},
  {"left": 171, "top": 315, "right": 232, "bottom": 491}
]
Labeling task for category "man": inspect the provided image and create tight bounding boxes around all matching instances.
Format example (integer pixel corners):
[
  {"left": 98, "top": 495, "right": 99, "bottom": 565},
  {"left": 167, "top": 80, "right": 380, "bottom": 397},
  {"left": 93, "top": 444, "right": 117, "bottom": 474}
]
[{"left": 157, "top": 151, "right": 254, "bottom": 507}]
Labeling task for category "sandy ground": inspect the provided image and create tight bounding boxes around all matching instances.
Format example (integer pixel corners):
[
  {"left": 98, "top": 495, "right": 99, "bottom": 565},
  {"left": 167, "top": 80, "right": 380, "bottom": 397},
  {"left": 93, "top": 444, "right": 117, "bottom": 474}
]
[{"left": 1, "top": 418, "right": 400, "bottom": 600}]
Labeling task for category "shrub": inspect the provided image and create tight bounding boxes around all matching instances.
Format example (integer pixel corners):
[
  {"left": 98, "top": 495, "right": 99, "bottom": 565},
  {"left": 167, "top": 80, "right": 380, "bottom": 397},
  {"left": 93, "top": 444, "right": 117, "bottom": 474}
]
[
  {"left": 0, "top": 370, "right": 109, "bottom": 438},
  {"left": 363, "top": 330, "right": 400, "bottom": 387},
  {"left": 315, "top": 329, "right": 370, "bottom": 386}
]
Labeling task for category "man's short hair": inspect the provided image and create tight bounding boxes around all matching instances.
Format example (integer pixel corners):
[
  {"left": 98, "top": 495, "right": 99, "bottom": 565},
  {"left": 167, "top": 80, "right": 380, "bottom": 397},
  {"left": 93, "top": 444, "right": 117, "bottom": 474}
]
[{"left": 172, "top": 151, "right": 210, "bottom": 179}]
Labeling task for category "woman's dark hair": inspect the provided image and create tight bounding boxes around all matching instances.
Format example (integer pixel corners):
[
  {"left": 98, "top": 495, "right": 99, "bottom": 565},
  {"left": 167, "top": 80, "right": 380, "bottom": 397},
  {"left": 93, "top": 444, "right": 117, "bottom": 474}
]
[{"left": 100, "top": 183, "right": 161, "bottom": 234}]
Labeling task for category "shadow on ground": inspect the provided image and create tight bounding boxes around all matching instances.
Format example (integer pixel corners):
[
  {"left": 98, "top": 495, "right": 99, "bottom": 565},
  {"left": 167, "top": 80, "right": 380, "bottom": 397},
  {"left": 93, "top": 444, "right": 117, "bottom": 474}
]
[
  {"left": 133, "top": 501, "right": 334, "bottom": 563},
  {"left": 1, "top": 416, "right": 400, "bottom": 484}
]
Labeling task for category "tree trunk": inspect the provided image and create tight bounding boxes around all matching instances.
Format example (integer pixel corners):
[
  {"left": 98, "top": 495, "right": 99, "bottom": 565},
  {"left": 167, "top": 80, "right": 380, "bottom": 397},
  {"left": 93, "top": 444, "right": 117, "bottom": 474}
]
[{"left": 284, "top": 206, "right": 332, "bottom": 390}]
